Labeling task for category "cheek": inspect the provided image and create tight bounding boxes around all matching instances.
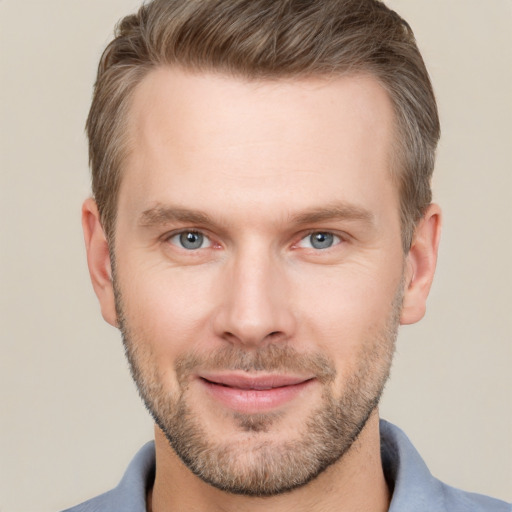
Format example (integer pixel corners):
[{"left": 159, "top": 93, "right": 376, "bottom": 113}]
[
  {"left": 117, "top": 263, "right": 219, "bottom": 357},
  {"left": 293, "top": 264, "right": 401, "bottom": 359}
]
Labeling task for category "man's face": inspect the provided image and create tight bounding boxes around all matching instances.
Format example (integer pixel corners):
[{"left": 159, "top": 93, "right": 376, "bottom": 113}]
[{"left": 110, "top": 69, "right": 407, "bottom": 495}]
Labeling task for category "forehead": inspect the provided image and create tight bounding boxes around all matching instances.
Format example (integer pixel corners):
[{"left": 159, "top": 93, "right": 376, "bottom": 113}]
[{"left": 119, "top": 67, "right": 398, "bottom": 224}]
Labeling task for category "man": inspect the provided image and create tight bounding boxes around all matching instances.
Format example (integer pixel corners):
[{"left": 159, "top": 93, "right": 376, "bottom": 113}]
[{"left": 65, "top": 0, "right": 510, "bottom": 511}]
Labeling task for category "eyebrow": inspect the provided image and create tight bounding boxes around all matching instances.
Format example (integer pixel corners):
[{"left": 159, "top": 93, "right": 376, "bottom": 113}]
[
  {"left": 138, "top": 206, "right": 214, "bottom": 227},
  {"left": 137, "top": 202, "right": 375, "bottom": 229},
  {"left": 290, "top": 203, "right": 375, "bottom": 226}
]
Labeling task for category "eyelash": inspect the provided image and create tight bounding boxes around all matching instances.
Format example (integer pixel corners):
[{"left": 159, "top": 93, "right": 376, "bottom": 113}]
[
  {"left": 166, "top": 230, "right": 214, "bottom": 251},
  {"left": 164, "top": 229, "right": 346, "bottom": 252},
  {"left": 295, "top": 231, "right": 344, "bottom": 250}
]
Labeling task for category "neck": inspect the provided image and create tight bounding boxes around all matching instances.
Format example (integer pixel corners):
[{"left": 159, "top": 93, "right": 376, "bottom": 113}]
[{"left": 148, "top": 410, "right": 390, "bottom": 512}]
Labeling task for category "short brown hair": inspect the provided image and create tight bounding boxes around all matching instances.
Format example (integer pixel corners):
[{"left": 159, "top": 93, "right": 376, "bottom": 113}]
[{"left": 87, "top": 0, "right": 440, "bottom": 251}]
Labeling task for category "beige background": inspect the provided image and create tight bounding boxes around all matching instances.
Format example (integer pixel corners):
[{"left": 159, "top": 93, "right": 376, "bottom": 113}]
[{"left": 1, "top": 1, "right": 511, "bottom": 510}]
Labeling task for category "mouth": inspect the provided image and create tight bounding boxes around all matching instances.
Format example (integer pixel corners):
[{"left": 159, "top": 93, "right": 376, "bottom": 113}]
[{"left": 197, "top": 372, "right": 316, "bottom": 414}]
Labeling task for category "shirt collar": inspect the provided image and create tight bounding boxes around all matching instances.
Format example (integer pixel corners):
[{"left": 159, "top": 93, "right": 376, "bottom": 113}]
[{"left": 380, "top": 419, "right": 446, "bottom": 511}]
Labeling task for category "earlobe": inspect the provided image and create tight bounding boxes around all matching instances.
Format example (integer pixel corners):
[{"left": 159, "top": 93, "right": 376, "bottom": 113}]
[
  {"left": 82, "top": 198, "right": 118, "bottom": 327},
  {"left": 400, "top": 204, "right": 442, "bottom": 325}
]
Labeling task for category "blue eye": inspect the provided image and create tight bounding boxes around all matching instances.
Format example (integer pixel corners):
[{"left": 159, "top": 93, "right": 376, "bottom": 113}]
[
  {"left": 299, "top": 232, "right": 340, "bottom": 250},
  {"left": 169, "top": 231, "right": 211, "bottom": 250}
]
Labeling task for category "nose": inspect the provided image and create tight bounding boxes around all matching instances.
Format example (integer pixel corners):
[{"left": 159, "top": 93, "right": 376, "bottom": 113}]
[{"left": 212, "top": 246, "right": 296, "bottom": 347}]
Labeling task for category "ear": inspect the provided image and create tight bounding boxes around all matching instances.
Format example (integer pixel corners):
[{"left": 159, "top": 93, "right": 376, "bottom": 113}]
[
  {"left": 82, "top": 198, "right": 118, "bottom": 327},
  {"left": 400, "top": 203, "right": 442, "bottom": 325}
]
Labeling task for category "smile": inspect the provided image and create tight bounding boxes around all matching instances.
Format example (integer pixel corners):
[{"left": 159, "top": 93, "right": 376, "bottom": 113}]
[{"left": 197, "top": 373, "right": 316, "bottom": 414}]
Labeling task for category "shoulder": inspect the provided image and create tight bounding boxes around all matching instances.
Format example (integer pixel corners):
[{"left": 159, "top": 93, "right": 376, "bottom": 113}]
[
  {"left": 60, "top": 441, "right": 155, "bottom": 512},
  {"left": 438, "top": 484, "right": 511, "bottom": 512},
  {"left": 380, "top": 420, "right": 511, "bottom": 512},
  {"left": 61, "top": 489, "right": 118, "bottom": 512}
]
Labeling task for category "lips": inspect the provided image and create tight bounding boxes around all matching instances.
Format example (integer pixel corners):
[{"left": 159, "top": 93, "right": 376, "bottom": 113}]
[
  {"left": 197, "top": 372, "right": 316, "bottom": 413},
  {"left": 201, "top": 373, "right": 312, "bottom": 389}
]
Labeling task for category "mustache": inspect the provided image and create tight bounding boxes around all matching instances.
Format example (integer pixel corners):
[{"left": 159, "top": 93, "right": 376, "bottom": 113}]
[{"left": 175, "top": 344, "right": 336, "bottom": 386}]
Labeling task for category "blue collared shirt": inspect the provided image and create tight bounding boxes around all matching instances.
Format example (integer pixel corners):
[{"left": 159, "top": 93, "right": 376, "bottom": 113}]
[{"left": 62, "top": 420, "right": 511, "bottom": 511}]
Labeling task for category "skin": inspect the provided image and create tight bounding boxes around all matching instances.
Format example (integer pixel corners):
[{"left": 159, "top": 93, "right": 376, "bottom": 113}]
[{"left": 83, "top": 68, "right": 441, "bottom": 512}]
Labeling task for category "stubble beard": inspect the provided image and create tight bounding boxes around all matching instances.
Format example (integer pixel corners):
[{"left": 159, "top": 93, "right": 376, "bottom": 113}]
[{"left": 114, "top": 279, "right": 402, "bottom": 497}]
